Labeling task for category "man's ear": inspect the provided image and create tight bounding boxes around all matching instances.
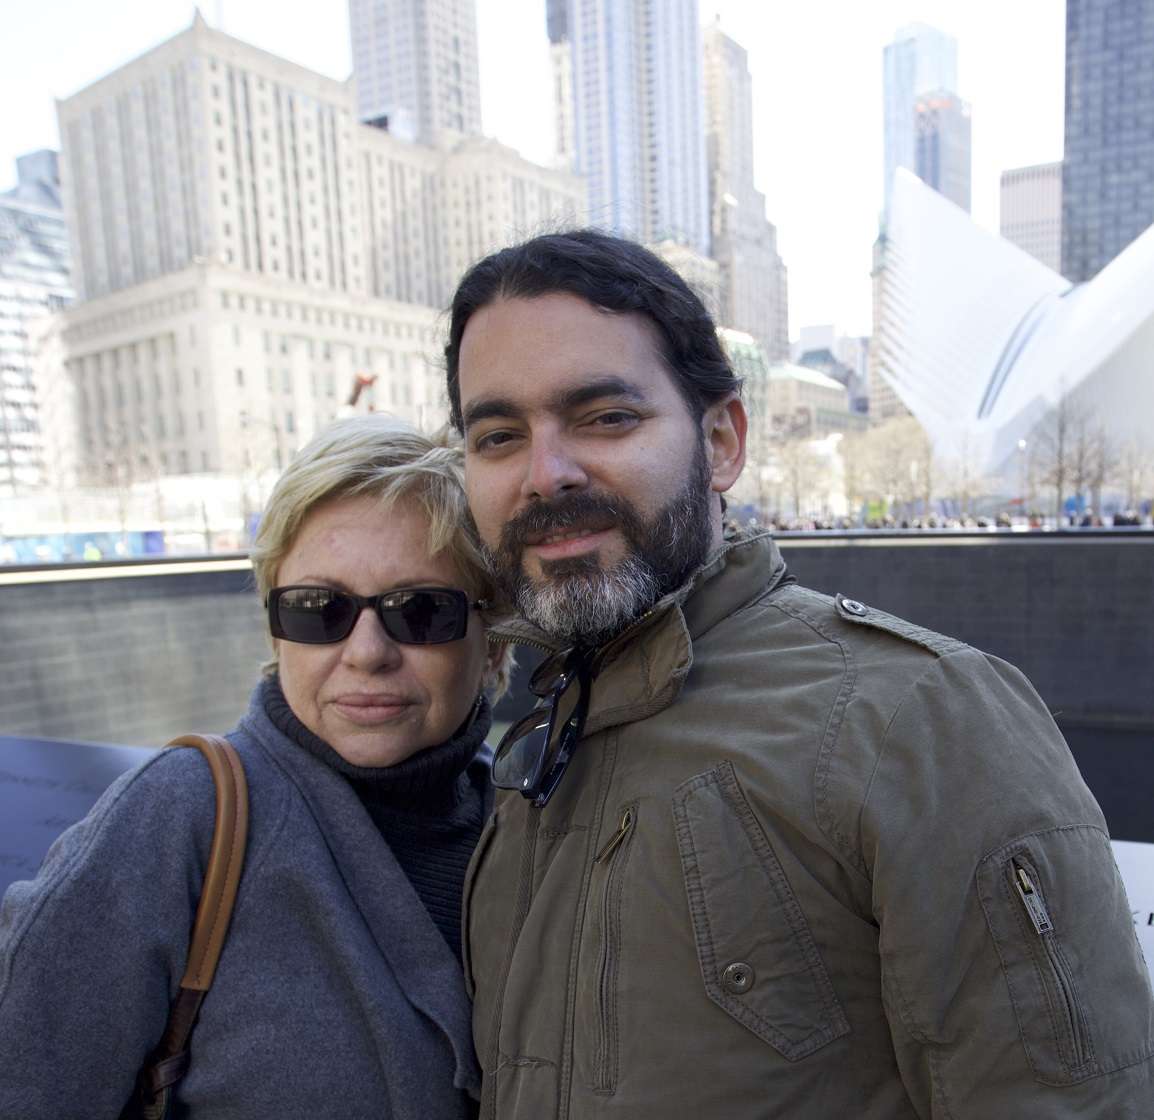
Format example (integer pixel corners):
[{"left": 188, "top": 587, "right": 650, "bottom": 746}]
[{"left": 703, "top": 394, "right": 747, "bottom": 494}]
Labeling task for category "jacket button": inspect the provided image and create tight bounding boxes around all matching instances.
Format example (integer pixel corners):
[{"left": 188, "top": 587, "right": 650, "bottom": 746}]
[
  {"left": 840, "top": 596, "right": 868, "bottom": 616},
  {"left": 722, "top": 961, "right": 755, "bottom": 994}
]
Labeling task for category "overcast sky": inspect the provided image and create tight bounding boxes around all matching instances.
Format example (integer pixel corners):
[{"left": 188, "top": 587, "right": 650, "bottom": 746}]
[{"left": 1, "top": 0, "right": 1066, "bottom": 338}]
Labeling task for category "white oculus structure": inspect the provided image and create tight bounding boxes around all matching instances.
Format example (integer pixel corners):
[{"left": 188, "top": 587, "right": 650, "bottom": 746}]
[{"left": 878, "top": 168, "right": 1154, "bottom": 479}]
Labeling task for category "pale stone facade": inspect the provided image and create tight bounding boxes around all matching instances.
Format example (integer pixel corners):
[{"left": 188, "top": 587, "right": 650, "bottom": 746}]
[
  {"left": 51, "top": 15, "right": 585, "bottom": 485},
  {"left": 60, "top": 264, "right": 443, "bottom": 483}
]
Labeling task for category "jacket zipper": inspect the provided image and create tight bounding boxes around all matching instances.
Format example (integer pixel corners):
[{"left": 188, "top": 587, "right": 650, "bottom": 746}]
[
  {"left": 592, "top": 806, "right": 636, "bottom": 1092},
  {"left": 1011, "top": 858, "right": 1090, "bottom": 1068}
]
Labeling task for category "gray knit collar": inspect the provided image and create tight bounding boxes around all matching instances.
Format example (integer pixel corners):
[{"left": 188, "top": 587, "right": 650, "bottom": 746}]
[{"left": 260, "top": 674, "right": 491, "bottom": 810}]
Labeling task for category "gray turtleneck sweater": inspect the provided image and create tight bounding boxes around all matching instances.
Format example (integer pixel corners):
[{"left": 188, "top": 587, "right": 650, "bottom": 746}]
[{"left": 263, "top": 676, "right": 491, "bottom": 960}]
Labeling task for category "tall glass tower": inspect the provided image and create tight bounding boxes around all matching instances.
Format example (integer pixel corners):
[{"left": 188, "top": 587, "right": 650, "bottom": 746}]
[
  {"left": 882, "top": 23, "right": 961, "bottom": 219},
  {"left": 563, "top": 0, "right": 709, "bottom": 253},
  {"left": 914, "top": 90, "right": 972, "bottom": 213},
  {"left": 1062, "top": 0, "right": 1154, "bottom": 282}
]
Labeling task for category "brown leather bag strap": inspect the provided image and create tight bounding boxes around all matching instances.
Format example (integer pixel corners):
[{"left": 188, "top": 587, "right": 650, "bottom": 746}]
[
  {"left": 165, "top": 733, "right": 249, "bottom": 991},
  {"left": 122, "top": 734, "right": 249, "bottom": 1120}
]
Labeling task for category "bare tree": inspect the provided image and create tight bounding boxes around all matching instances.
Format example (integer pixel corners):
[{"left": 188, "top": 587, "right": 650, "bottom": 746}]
[
  {"left": 835, "top": 416, "right": 935, "bottom": 522},
  {"left": 840, "top": 430, "right": 870, "bottom": 519},
  {"left": 1031, "top": 395, "right": 1119, "bottom": 522},
  {"left": 775, "top": 439, "right": 829, "bottom": 520},
  {"left": 1113, "top": 436, "right": 1154, "bottom": 513}
]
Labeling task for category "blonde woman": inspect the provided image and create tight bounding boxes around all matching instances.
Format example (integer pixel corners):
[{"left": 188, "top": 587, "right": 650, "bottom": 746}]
[{"left": 0, "top": 416, "right": 508, "bottom": 1119}]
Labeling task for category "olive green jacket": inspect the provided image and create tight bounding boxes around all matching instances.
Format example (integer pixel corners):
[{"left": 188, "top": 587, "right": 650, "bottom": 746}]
[{"left": 464, "top": 531, "right": 1154, "bottom": 1119}]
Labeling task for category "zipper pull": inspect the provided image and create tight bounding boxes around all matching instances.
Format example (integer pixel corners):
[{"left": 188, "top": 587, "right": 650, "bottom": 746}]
[
  {"left": 1012, "top": 862, "right": 1055, "bottom": 935},
  {"left": 594, "top": 808, "right": 635, "bottom": 864}
]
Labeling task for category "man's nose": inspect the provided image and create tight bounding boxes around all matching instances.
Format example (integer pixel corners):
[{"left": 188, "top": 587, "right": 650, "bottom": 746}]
[{"left": 522, "top": 434, "right": 588, "bottom": 501}]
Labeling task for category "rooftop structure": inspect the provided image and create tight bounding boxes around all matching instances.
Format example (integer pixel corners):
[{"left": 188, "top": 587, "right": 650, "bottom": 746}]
[{"left": 878, "top": 168, "right": 1154, "bottom": 477}]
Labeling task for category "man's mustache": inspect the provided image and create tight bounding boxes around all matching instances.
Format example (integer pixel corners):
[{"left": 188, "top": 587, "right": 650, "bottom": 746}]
[{"left": 498, "top": 492, "right": 628, "bottom": 554}]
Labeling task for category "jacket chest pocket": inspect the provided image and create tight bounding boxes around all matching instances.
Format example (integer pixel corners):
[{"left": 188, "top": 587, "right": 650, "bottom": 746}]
[{"left": 672, "top": 761, "right": 850, "bottom": 1061}]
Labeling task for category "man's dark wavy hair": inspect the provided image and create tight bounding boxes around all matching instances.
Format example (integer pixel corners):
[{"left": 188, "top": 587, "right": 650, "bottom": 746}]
[{"left": 443, "top": 228, "right": 741, "bottom": 432}]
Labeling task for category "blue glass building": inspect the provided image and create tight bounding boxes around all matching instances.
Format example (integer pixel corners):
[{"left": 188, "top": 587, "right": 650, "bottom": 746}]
[{"left": 1062, "top": 0, "right": 1154, "bottom": 281}]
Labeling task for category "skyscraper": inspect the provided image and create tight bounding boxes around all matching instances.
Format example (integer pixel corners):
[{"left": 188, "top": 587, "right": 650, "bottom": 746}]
[
  {"left": 702, "top": 22, "right": 788, "bottom": 360},
  {"left": 546, "top": 0, "right": 575, "bottom": 170},
  {"left": 1001, "top": 161, "right": 1062, "bottom": 273},
  {"left": 53, "top": 15, "right": 583, "bottom": 483},
  {"left": 349, "top": 0, "right": 482, "bottom": 142},
  {"left": 1062, "top": 0, "right": 1154, "bottom": 282},
  {"left": 565, "top": 0, "right": 709, "bottom": 253},
  {"left": 882, "top": 23, "right": 961, "bottom": 217},
  {"left": 914, "top": 90, "right": 971, "bottom": 212},
  {"left": 0, "top": 152, "right": 72, "bottom": 493}
]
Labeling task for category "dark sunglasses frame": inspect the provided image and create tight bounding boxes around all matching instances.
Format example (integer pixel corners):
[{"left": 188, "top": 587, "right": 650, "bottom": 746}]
[
  {"left": 491, "top": 649, "right": 592, "bottom": 808},
  {"left": 267, "top": 585, "right": 488, "bottom": 646}
]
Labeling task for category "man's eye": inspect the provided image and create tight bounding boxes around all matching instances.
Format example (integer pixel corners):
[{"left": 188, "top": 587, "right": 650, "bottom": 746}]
[
  {"left": 589, "top": 411, "right": 638, "bottom": 429},
  {"left": 474, "top": 429, "right": 518, "bottom": 452}
]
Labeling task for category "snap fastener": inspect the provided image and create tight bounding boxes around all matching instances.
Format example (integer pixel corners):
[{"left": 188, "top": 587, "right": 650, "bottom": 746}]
[
  {"left": 721, "top": 961, "right": 755, "bottom": 994},
  {"left": 840, "top": 597, "right": 868, "bottom": 616}
]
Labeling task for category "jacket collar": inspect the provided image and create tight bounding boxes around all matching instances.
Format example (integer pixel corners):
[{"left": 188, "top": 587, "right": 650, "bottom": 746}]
[{"left": 496, "top": 529, "right": 788, "bottom": 736}]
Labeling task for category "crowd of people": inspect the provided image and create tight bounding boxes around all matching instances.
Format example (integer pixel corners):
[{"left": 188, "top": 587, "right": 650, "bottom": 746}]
[{"left": 755, "top": 509, "right": 1151, "bottom": 532}]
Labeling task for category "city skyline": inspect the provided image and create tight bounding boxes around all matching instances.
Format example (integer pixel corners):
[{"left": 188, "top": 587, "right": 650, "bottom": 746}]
[{"left": 2, "top": 0, "right": 1066, "bottom": 336}]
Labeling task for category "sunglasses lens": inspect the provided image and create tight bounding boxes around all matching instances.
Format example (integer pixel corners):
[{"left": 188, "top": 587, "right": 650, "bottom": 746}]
[
  {"left": 274, "top": 588, "right": 358, "bottom": 643},
  {"left": 492, "top": 709, "right": 553, "bottom": 792},
  {"left": 379, "top": 589, "right": 468, "bottom": 644},
  {"left": 492, "top": 668, "right": 587, "bottom": 798}
]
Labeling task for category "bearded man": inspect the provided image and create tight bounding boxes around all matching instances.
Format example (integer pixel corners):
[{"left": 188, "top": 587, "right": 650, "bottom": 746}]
[{"left": 446, "top": 229, "right": 1154, "bottom": 1119}]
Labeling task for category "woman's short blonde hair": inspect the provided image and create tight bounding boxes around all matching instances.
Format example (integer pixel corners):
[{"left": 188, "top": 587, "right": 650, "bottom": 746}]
[{"left": 250, "top": 413, "right": 511, "bottom": 692}]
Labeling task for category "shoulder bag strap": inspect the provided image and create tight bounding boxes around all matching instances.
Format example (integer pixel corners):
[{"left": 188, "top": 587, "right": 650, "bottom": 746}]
[{"left": 121, "top": 733, "right": 249, "bottom": 1120}]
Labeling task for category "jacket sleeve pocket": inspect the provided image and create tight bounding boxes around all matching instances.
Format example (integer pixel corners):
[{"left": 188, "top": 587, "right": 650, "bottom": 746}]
[
  {"left": 976, "top": 825, "right": 1154, "bottom": 1086},
  {"left": 672, "top": 761, "right": 850, "bottom": 1061}
]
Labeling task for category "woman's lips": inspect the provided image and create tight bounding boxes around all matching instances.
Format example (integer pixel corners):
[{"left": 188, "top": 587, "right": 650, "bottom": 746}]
[
  {"left": 528, "top": 526, "right": 617, "bottom": 562},
  {"left": 331, "top": 694, "right": 414, "bottom": 724}
]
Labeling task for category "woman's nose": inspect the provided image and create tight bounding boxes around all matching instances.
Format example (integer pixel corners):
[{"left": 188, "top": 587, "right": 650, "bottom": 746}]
[{"left": 340, "top": 607, "right": 403, "bottom": 671}]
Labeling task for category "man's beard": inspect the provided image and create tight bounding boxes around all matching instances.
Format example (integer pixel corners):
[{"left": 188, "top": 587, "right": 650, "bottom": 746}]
[{"left": 482, "top": 440, "right": 714, "bottom": 648}]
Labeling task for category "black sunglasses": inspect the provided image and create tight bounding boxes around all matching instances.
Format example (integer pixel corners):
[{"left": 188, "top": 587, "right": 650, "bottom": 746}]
[
  {"left": 491, "top": 649, "right": 592, "bottom": 808},
  {"left": 267, "top": 586, "right": 487, "bottom": 645}
]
